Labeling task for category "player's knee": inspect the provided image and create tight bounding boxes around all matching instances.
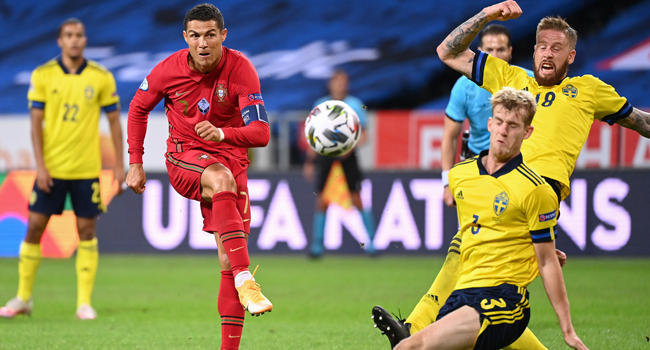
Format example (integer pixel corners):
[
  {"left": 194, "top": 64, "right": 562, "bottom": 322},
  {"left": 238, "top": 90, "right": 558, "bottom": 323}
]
[{"left": 202, "top": 168, "right": 236, "bottom": 197}]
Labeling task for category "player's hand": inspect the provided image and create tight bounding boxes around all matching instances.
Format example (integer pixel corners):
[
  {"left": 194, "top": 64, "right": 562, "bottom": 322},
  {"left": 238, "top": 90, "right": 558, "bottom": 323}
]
[
  {"left": 36, "top": 167, "right": 54, "bottom": 194},
  {"left": 113, "top": 165, "right": 126, "bottom": 195},
  {"left": 126, "top": 163, "right": 146, "bottom": 194},
  {"left": 555, "top": 249, "right": 567, "bottom": 267},
  {"left": 195, "top": 121, "right": 223, "bottom": 142},
  {"left": 564, "top": 330, "right": 589, "bottom": 350},
  {"left": 443, "top": 185, "right": 456, "bottom": 207},
  {"left": 483, "top": 0, "right": 522, "bottom": 22}
]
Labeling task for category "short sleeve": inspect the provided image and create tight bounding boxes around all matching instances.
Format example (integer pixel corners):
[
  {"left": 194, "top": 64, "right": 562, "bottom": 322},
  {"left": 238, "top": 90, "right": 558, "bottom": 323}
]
[
  {"left": 524, "top": 184, "right": 559, "bottom": 243},
  {"left": 590, "top": 76, "right": 632, "bottom": 125},
  {"left": 27, "top": 70, "right": 46, "bottom": 109},
  {"left": 445, "top": 78, "right": 469, "bottom": 122},
  {"left": 100, "top": 72, "right": 120, "bottom": 111},
  {"left": 470, "top": 51, "right": 528, "bottom": 94}
]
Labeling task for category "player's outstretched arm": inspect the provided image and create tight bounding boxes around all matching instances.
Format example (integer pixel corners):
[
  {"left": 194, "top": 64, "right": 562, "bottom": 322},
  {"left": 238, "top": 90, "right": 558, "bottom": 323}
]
[
  {"left": 126, "top": 163, "right": 146, "bottom": 194},
  {"left": 436, "top": 0, "right": 522, "bottom": 78},
  {"left": 534, "top": 241, "right": 589, "bottom": 350},
  {"left": 616, "top": 108, "right": 650, "bottom": 138}
]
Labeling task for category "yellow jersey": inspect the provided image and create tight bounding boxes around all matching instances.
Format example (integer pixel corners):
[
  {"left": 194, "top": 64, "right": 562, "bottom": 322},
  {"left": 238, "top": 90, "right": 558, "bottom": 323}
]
[
  {"left": 472, "top": 51, "right": 632, "bottom": 199},
  {"left": 27, "top": 58, "right": 119, "bottom": 179},
  {"left": 449, "top": 151, "right": 559, "bottom": 289}
]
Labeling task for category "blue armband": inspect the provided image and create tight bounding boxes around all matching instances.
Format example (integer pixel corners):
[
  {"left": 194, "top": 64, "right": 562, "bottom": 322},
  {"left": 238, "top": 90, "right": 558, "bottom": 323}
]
[{"left": 241, "top": 104, "right": 269, "bottom": 125}]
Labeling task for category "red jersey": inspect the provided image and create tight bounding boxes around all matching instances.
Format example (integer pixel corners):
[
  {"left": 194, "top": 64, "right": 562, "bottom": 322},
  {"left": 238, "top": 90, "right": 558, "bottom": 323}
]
[{"left": 127, "top": 47, "right": 269, "bottom": 167}]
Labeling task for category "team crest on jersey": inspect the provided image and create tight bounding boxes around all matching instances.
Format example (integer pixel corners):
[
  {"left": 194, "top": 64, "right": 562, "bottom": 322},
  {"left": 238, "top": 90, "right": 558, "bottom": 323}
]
[
  {"left": 493, "top": 191, "right": 509, "bottom": 216},
  {"left": 139, "top": 77, "right": 149, "bottom": 91},
  {"left": 562, "top": 84, "right": 578, "bottom": 98},
  {"left": 214, "top": 84, "right": 228, "bottom": 102},
  {"left": 85, "top": 85, "right": 94, "bottom": 100},
  {"left": 198, "top": 98, "right": 210, "bottom": 115},
  {"left": 196, "top": 153, "right": 211, "bottom": 161}
]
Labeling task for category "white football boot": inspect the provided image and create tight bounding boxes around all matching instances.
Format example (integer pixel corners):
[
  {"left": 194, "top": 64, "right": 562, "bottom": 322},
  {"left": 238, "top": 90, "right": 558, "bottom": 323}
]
[{"left": 0, "top": 297, "right": 33, "bottom": 318}]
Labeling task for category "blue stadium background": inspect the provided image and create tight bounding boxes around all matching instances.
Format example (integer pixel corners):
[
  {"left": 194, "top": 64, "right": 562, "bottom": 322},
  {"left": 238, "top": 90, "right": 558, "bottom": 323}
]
[{"left": 1, "top": 0, "right": 649, "bottom": 114}]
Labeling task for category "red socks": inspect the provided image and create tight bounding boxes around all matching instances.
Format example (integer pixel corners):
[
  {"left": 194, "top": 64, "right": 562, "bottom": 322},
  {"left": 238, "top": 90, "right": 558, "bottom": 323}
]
[
  {"left": 219, "top": 270, "right": 245, "bottom": 350},
  {"left": 212, "top": 191, "right": 250, "bottom": 276}
]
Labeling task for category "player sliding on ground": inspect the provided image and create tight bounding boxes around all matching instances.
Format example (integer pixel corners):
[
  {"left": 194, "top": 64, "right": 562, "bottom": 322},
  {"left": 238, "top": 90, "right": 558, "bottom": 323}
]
[
  {"left": 374, "top": 1, "right": 650, "bottom": 348},
  {"left": 126, "top": 4, "right": 272, "bottom": 350},
  {"left": 392, "top": 87, "right": 587, "bottom": 350}
]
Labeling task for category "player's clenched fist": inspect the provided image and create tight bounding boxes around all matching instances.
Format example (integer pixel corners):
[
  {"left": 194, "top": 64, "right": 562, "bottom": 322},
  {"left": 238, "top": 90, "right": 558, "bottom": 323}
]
[
  {"left": 484, "top": 0, "right": 522, "bottom": 22},
  {"left": 195, "top": 120, "right": 223, "bottom": 142},
  {"left": 126, "top": 163, "right": 147, "bottom": 194}
]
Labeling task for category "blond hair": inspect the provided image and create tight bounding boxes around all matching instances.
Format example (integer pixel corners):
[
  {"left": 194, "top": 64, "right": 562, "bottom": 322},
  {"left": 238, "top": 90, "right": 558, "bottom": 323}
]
[
  {"left": 536, "top": 16, "right": 578, "bottom": 49},
  {"left": 490, "top": 87, "right": 537, "bottom": 126}
]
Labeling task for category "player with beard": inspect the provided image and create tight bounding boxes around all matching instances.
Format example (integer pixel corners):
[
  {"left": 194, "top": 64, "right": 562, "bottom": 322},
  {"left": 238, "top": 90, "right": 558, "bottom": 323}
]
[
  {"left": 372, "top": 1, "right": 650, "bottom": 349},
  {"left": 126, "top": 4, "right": 271, "bottom": 350}
]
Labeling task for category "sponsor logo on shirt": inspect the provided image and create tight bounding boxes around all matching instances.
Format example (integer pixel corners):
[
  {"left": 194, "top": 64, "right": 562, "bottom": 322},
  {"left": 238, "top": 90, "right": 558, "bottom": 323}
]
[
  {"left": 215, "top": 84, "right": 228, "bottom": 102},
  {"left": 198, "top": 98, "right": 210, "bottom": 115},
  {"left": 139, "top": 77, "right": 149, "bottom": 91},
  {"left": 248, "top": 93, "right": 263, "bottom": 101},
  {"left": 538, "top": 210, "right": 557, "bottom": 222},
  {"left": 196, "top": 154, "right": 211, "bottom": 161},
  {"left": 493, "top": 191, "right": 509, "bottom": 216}
]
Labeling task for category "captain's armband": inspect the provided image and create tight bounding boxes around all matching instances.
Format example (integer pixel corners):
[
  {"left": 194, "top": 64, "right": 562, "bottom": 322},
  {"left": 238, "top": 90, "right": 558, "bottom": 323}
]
[{"left": 241, "top": 104, "right": 269, "bottom": 126}]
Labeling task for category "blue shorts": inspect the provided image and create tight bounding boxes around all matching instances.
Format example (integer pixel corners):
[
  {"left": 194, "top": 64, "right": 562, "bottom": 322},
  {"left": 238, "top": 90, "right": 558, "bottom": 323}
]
[
  {"left": 28, "top": 178, "right": 106, "bottom": 218},
  {"left": 437, "top": 284, "right": 530, "bottom": 350}
]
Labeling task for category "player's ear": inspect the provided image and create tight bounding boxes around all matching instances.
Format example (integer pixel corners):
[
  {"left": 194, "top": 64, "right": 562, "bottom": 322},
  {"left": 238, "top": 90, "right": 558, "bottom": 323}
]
[
  {"left": 221, "top": 28, "right": 227, "bottom": 42},
  {"left": 568, "top": 49, "right": 576, "bottom": 65},
  {"left": 523, "top": 125, "right": 534, "bottom": 139},
  {"left": 183, "top": 31, "right": 188, "bottom": 44},
  {"left": 487, "top": 117, "right": 493, "bottom": 133}
]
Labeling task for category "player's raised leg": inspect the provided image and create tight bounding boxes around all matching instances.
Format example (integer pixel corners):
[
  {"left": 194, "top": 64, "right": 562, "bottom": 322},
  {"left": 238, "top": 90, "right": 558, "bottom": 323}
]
[
  {"left": 406, "top": 233, "right": 462, "bottom": 333},
  {"left": 202, "top": 163, "right": 272, "bottom": 316},
  {"left": 0, "top": 211, "right": 48, "bottom": 318}
]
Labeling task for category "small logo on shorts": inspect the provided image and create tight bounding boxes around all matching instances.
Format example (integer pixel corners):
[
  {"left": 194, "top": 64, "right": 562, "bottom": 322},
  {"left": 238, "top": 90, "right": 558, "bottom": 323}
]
[
  {"left": 30, "top": 191, "right": 37, "bottom": 206},
  {"left": 198, "top": 98, "right": 210, "bottom": 115},
  {"left": 196, "top": 154, "right": 211, "bottom": 161}
]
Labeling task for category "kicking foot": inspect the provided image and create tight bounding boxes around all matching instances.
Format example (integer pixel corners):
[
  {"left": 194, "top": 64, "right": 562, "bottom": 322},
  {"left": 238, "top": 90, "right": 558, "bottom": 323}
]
[
  {"left": 372, "top": 305, "right": 411, "bottom": 349},
  {"left": 0, "top": 297, "right": 33, "bottom": 318},
  {"left": 76, "top": 304, "right": 97, "bottom": 320},
  {"left": 236, "top": 266, "right": 273, "bottom": 316}
]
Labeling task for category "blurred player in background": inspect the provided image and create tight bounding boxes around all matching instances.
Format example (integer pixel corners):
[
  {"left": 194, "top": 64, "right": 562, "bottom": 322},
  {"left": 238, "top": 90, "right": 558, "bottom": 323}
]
[
  {"left": 0, "top": 18, "right": 124, "bottom": 320},
  {"left": 442, "top": 24, "right": 533, "bottom": 207},
  {"left": 303, "top": 70, "right": 375, "bottom": 258},
  {"left": 394, "top": 87, "right": 588, "bottom": 350},
  {"left": 126, "top": 4, "right": 272, "bottom": 349},
  {"left": 374, "top": 0, "right": 650, "bottom": 348}
]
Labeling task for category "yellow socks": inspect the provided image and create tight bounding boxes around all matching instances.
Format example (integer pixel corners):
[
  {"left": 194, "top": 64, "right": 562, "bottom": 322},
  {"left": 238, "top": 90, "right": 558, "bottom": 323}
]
[
  {"left": 76, "top": 238, "right": 98, "bottom": 307},
  {"left": 505, "top": 327, "right": 548, "bottom": 350},
  {"left": 406, "top": 233, "right": 463, "bottom": 334},
  {"left": 17, "top": 242, "right": 42, "bottom": 301}
]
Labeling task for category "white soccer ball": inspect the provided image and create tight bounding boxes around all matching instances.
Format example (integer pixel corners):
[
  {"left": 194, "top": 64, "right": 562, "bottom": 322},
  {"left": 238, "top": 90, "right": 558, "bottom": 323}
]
[{"left": 304, "top": 100, "right": 361, "bottom": 157}]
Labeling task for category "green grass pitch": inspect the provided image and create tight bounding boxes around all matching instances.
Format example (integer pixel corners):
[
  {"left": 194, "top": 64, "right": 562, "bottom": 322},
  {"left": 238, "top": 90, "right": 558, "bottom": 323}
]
[{"left": 0, "top": 255, "right": 649, "bottom": 349}]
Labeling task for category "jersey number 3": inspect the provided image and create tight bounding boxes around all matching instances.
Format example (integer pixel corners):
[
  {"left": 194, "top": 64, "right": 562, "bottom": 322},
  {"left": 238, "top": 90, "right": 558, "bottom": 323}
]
[{"left": 471, "top": 215, "right": 481, "bottom": 235}]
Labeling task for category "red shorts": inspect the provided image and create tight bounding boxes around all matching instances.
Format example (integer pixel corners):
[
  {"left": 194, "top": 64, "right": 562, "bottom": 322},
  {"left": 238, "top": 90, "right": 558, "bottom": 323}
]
[{"left": 165, "top": 150, "right": 251, "bottom": 233}]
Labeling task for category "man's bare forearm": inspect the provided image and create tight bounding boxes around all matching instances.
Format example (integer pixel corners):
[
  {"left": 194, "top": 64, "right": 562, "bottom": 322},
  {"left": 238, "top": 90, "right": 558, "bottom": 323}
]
[
  {"left": 617, "top": 108, "right": 650, "bottom": 138},
  {"left": 439, "top": 11, "right": 489, "bottom": 60}
]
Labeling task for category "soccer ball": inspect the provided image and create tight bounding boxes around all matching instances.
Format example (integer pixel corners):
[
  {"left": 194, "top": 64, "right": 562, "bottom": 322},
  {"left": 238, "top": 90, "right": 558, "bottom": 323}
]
[{"left": 304, "top": 100, "right": 361, "bottom": 157}]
